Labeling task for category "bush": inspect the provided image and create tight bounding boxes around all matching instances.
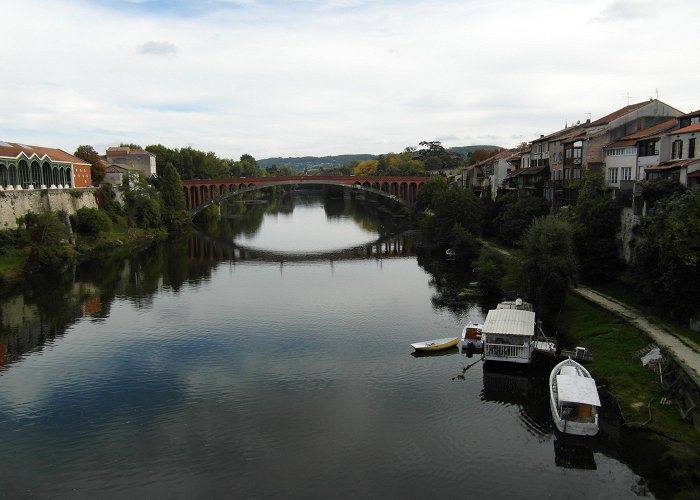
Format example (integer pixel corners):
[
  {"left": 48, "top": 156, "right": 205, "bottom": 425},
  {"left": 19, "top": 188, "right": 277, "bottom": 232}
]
[{"left": 75, "top": 207, "right": 112, "bottom": 236}]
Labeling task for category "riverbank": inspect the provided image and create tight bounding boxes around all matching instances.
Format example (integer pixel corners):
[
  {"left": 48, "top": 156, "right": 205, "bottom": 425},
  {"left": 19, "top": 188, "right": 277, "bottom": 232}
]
[
  {"left": 0, "top": 225, "right": 168, "bottom": 289},
  {"left": 556, "top": 293, "right": 700, "bottom": 498}
]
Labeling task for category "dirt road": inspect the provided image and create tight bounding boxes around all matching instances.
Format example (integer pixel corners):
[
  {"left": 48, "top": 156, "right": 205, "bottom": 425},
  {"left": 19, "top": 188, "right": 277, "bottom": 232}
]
[{"left": 573, "top": 286, "right": 700, "bottom": 389}]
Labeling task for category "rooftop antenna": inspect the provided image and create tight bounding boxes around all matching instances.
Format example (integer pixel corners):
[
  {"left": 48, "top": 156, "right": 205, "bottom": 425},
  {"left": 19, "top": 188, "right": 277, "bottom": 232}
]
[
  {"left": 655, "top": 88, "right": 659, "bottom": 100},
  {"left": 623, "top": 92, "right": 632, "bottom": 106}
]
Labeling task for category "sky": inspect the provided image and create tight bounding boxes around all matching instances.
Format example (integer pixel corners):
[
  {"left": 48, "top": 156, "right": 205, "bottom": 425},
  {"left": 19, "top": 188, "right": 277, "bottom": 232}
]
[{"left": 1, "top": 0, "right": 698, "bottom": 160}]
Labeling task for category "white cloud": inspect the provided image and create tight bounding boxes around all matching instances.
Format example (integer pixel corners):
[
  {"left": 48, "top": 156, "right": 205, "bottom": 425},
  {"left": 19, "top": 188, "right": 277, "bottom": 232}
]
[
  {"left": 590, "top": 0, "right": 658, "bottom": 23},
  {"left": 1, "top": 0, "right": 698, "bottom": 158},
  {"left": 139, "top": 40, "right": 178, "bottom": 55}
]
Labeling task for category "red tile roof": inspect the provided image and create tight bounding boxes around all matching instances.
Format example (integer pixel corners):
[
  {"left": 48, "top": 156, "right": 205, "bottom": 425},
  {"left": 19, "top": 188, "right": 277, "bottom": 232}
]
[
  {"left": 668, "top": 122, "right": 700, "bottom": 135},
  {"left": 605, "top": 119, "right": 678, "bottom": 148},
  {"left": 0, "top": 142, "right": 90, "bottom": 165},
  {"left": 645, "top": 159, "right": 700, "bottom": 171}
]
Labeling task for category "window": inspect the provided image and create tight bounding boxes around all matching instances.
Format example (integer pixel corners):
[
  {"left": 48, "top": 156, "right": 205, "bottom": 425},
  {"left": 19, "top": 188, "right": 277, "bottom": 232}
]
[
  {"left": 606, "top": 147, "right": 636, "bottom": 156},
  {"left": 689, "top": 138, "right": 696, "bottom": 159},
  {"left": 621, "top": 167, "right": 632, "bottom": 181},
  {"left": 672, "top": 139, "right": 683, "bottom": 159},
  {"left": 608, "top": 167, "right": 618, "bottom": 184},
  {"left": 639, "top": 140, "right": 659, "bottom": 156}
]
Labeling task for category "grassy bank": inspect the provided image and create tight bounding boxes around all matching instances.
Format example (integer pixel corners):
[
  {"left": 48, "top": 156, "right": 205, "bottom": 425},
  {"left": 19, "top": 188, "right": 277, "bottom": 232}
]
[{"left": 558, "top": 293, "right": 700, "bottom": 497}]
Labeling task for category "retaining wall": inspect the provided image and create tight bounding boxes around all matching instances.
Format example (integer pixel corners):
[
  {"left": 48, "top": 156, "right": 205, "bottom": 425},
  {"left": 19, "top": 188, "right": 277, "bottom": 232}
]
[{"left": 0, "top": 189, "right": 98, "bottom": 229}]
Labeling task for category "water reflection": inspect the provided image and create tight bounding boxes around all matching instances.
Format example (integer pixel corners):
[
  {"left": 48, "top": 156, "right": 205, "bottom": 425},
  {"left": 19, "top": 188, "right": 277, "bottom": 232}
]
[
  {"left": 0, "top": 195, "right": 667, "bottom": 499},
  {"left": 480, "top": 361, "right": 552, "bottom": 438}
]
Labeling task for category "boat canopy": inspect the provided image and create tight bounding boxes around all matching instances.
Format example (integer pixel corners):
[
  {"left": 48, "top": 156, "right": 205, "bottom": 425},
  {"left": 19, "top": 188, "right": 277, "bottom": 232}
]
[
  {"left": 556, "top": 375, "right": 601, "bottom": 406},
  {"left": 482, "top": 309, "right": 536, "bottom": 337}
]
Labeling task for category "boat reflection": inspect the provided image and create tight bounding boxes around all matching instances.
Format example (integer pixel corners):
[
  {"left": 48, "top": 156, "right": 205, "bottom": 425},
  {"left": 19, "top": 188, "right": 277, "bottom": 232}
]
[
  {"left": 554, "top": 437, "right": 597, "bottom": 470},
  {"left": 480, "top": 361, "right": 552, "bottom": 437},
  {"left": 410, "top": 346, "right": 459, "bottom": 358}
]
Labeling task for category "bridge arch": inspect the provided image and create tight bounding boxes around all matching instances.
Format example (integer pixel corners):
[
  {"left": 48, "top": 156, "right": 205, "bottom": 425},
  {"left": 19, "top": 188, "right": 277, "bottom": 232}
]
[{"left": 182, "top": 175, "right": 426, "bottom": 216}]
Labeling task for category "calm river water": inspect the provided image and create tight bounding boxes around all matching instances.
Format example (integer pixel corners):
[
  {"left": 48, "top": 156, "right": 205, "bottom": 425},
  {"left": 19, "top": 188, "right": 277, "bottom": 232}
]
[{"left": 0, "top": 192, "right": 660, "bottom": 498}]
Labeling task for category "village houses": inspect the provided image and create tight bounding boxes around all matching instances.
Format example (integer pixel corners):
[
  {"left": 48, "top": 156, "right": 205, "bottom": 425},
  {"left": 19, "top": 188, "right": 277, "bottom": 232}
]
[{"left": 461, "top": 99, "right": 698, "bottom": 210}]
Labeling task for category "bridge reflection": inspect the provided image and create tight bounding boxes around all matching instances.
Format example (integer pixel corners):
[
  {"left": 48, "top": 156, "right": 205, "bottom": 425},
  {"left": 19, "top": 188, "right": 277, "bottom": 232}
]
[{"left": 188, "top": 231, "right": 417, "bottom": 263}]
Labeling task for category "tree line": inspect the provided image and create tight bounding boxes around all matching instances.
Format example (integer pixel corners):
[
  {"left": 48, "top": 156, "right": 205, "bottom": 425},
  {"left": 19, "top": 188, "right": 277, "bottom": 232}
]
[{"left": 414, "top": 173, "right": 700, "bottom": 324}]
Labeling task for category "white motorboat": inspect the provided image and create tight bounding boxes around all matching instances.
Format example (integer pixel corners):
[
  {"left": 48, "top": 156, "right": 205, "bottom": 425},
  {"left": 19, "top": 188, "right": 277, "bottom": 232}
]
[
  {"left": 458, "top": 322, "right": 483, "bottom": 352},
  {"left": 549, "top": 358, "right": 601, "bottom": 436}
]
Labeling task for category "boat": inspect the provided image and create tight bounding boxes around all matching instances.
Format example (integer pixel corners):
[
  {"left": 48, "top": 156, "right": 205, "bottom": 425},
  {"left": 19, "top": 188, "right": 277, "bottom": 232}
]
[
  {"left": 411, "top": 337, "right": 459, "bottom": 351},
  {"left": 458, "top": 322, "right": 483, "bottom": 352},
  {"left": 481, "top": 299, "right": 538, "bottom": 364},
  {"left": 549, "top": 358, "right": 601, "bottom": 436}
]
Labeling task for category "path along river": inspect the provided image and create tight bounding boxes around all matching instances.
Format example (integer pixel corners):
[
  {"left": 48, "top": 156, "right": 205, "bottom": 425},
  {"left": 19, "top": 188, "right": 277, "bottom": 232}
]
[{"left": 0, "top": 194, "right": 664, "bottom": 498}]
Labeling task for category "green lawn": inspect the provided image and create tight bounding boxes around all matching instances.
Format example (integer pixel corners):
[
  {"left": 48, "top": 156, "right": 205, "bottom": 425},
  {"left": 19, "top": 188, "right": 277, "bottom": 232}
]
[{"left": 560, "top": 294, "right": 696, "bottom": 436}]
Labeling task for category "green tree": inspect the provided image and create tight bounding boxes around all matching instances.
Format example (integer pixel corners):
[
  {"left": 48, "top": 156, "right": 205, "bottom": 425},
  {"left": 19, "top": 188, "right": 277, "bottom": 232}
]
[
  {"left": 417, "top": 178, "right": 481, "bottom": 258},
  {"left": 522, "top": 215, "right": 577, "bottom": 321},
  {"left": 416, "top": 141, "right": 463, "bottom": 171},
  {"left": 632, "top": 189, "right": 700, "bottom": 319},
  {"left": 23, "top": 211, "right": 74, "bottom": 271},
  {"left": 74, "top": 145, "right": 105, "bottom": 185},
  {"left": 159, "top": 162, "right": 191, "bottom": 231},
  {"left": 230, "top": 154, "right": 264, "bottom": 178},
  {"left": 569, "top": 171, "right": 621, "bottom": 283},
  {"left": 475, "top": 247, "right": 507, "bottom": 296},
  {"left": 123, "top": 175, "right": 162, "bottom": 229},
  {"left": 497, "top": 196, "right": 551, "bottom": 246}
]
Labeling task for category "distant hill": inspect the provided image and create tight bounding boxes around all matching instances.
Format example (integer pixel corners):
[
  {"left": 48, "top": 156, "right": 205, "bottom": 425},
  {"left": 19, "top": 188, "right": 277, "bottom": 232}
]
[
  {"left": 258, "top": 146, "right": 502, "bottom": 172},
  {"left": 258, "top": 154, "right": 375, "bottom": 172}
]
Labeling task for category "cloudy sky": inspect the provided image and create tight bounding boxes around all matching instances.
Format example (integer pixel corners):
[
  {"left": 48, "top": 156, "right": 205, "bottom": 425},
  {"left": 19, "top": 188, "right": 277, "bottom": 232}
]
[{"left": 1, "top": 0, "right": 698, "bottom": 160}]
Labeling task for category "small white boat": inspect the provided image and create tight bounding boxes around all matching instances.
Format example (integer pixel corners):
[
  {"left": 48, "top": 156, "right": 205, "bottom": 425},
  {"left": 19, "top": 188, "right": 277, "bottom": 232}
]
[
  {"left": 549, "top": 358, "right": 601, "bottom": 436},
  {"left": 459, "top": 322, "right": 483, "bottom": 352},
  {"left": 411, "top": 337, "right": 459, "bottom": 351}
]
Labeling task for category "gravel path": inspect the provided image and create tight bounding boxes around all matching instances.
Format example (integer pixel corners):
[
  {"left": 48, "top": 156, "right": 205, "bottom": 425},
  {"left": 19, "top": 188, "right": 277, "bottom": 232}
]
[{"left": 573, "top": 286, "right": 700, "bottom": 389}]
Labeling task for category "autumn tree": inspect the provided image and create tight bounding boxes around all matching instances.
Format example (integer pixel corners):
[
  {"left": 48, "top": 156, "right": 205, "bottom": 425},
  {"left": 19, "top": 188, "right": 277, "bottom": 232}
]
[
  {"left": 74, "top": 145, "right": 105, "bottom": 185},
  {"left": 353, "top": 159, "right": 379, "bottom": 176},
  {"left": 468, "top": 148, "right": 502, "bottom": 165}
]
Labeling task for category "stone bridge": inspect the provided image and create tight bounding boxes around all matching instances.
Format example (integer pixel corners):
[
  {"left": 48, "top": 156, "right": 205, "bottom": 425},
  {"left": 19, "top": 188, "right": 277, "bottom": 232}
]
[{"left": 182, "top": 175, "right": 427, "bottom": 215}]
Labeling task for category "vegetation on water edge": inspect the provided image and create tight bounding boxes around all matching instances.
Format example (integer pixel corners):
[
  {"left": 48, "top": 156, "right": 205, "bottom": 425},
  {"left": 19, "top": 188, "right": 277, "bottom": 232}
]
[{"left": 558, "top": 293, "right": 700, "bottom": 498}]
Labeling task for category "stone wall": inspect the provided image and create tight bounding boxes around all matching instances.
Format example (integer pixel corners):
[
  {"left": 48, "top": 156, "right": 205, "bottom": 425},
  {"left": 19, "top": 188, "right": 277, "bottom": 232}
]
[
  {"left": 0, "top": 189, "right": 98, "bottom": 229},
  {"left": 619, "top": 206, "right": 640, "bottom": 264}
]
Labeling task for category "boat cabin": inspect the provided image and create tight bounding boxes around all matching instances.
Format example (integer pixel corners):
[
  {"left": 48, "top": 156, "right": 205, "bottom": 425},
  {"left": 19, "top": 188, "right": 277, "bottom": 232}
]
[
  {"left": 556, "top": 366, "right": 601, "bottom": 420},
  {"left": 482, "top": 299, "right": 537, "bottom": 364},
  {"left": 459, "top": 322, "right": 483, "bottom": 352}
]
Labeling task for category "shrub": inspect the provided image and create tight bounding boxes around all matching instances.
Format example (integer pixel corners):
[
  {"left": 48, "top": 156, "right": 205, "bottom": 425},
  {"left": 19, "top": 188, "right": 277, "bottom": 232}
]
[{"left": 75, "top": 207, "right": 112, "bottom": 236}]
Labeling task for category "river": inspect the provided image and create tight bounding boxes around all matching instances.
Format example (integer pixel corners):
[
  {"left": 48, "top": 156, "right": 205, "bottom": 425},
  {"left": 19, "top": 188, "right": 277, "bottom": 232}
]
[{"left": 0, "top": 191, "right": 659, "bottom": 498}]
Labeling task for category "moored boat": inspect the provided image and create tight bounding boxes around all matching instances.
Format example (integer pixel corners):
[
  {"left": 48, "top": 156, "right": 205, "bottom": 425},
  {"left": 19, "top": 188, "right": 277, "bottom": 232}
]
[
  {"left": 458, "top": 322, "right": 483, "bottom": 352},
  {"left": 549, "top": 358, "right": 601, "bottom": 436},
  {"left": 411, "top": 337, "right": 459, "bottom": 351}
]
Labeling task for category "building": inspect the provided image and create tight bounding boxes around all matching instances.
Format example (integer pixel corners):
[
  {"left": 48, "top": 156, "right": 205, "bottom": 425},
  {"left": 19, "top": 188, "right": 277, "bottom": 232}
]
[
  {"left": 102, "top": 147, "right": 157, "bottom": 179},
  {"left": 462, "top": 149, "right": 520, "bottom": 200},
  {"left": 646, "top": 113, "right": 700, "bottom": 187},
  {"left": 0, "top": 141, "right": 92, "bottom": 190},
  {"left": 602, "top": 119, "right": 678, "bottom": 190}
]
